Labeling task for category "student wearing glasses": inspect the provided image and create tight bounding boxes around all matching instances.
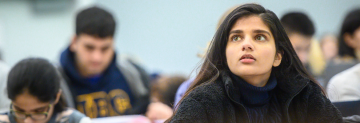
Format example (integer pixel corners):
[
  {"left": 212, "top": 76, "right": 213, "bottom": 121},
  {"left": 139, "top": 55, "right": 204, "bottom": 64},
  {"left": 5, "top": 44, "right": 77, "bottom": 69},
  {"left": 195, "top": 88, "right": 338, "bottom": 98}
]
[{"left": 0, "top": 58, "right": 91, "bottom": 123}]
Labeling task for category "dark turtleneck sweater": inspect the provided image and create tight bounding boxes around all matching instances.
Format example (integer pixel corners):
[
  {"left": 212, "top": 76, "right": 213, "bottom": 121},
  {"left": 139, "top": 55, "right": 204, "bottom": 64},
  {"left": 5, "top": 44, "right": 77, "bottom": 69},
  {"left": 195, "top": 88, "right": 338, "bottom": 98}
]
[{"left": 230, "top": 73, "right": 282, "bottom": 123}]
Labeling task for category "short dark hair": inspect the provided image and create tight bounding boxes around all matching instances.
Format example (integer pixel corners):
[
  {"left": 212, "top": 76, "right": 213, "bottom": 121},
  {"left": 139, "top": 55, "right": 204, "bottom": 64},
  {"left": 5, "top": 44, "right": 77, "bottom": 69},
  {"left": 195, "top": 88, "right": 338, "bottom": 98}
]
[
  {"left": 76, "top": 6, "right": 116, "bottom": 38},
  {"left": 7, "top": 58, "right": 65, "bottom": 113},
  {"left": 151, "top": 76, "right": 186, "bottom": 107},
  {"left": 338, "top": 8, "right": 360, "bottom": 58},
  {"left": 280, "top": 12, "right": 315, "bottom": 36}
]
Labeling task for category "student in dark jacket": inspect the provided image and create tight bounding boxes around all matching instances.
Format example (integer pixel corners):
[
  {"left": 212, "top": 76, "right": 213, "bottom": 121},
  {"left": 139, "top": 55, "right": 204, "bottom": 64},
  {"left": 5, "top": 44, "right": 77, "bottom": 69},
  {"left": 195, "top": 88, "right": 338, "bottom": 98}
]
[
  {"left": 58, "top": 7, "right": 150, "bottom": 118},
  {"left": 167, "top": 3, "right": 342, "bottom": 123}
]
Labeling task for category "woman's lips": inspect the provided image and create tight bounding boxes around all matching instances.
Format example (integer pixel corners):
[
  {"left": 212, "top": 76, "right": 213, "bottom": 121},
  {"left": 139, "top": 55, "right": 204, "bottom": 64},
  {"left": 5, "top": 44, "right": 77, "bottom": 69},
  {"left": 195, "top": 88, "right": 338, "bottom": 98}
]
[
  {"left": 240, "top": 59, "right": 255, "bottom": 63},
  {"left": 240, "top": 54, "right": 256, "bottom": 63}
]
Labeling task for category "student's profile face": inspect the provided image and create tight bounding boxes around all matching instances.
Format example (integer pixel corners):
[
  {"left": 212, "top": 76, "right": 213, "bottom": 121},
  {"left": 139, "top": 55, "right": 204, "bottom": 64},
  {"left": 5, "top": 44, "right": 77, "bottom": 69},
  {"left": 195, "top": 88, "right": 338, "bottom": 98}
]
[
  {"left": 353, "top": 27, "right": 360, "bottom": 43},
  {"left": 71, "top": 34, "right": 114, "bottom": 76},
  {"left": 351, "top": 27, "right": 360, "bottom": 49},
  {"left": 11, "top": 92, "right": 58, "bottom": 123},
  {"left": 344, "top": 27, "right": 360, "bottom": 50},
  {"left": 288, "top": 33, "right": 312, "bottom": 64},
  {"left": 225, "top": 15, "right": 282, "bottom": 86},
  {"left": 321, "top": 36, "right": 338, "bottom": 61}
]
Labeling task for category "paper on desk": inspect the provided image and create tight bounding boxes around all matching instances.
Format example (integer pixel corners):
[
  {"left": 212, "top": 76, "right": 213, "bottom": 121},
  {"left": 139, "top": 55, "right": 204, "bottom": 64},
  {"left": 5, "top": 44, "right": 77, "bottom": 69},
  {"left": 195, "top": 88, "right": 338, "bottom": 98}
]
[{"left": 92, "top": 115, "right": 151, "bottom": 123}]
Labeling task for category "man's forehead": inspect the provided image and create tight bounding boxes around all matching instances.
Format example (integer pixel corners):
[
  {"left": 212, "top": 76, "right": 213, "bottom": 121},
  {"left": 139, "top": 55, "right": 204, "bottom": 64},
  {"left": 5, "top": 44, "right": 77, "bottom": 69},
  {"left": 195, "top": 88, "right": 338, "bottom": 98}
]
[
  {"left": 81, "top": 38, "right": 113, "bottom": 48},
  {"left": 83, "top": 40, "right": 112, "bottom": 45},
  {"left": 77, "top": 34, "right": 113, "bottom": 42},
  {"left": 289, "top": 33, "right": 312, "bottom": 44}
]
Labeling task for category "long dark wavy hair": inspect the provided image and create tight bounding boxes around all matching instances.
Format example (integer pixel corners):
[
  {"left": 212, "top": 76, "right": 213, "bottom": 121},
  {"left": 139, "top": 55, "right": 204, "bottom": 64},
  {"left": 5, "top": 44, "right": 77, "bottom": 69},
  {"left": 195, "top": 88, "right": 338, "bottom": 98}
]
[{"left": 167, "top": 3, "right": 323, "bottom": 122}]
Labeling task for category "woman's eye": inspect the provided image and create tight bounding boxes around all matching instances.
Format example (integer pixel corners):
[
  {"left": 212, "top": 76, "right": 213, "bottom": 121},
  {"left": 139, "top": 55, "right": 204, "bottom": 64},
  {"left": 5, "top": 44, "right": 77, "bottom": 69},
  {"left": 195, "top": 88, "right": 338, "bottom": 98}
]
[
  {"left": 255, "top": 35, "right": 266, "bottom": 41},
  {"left": 232, "top": 36, "right": 241, "bottom": 41}
]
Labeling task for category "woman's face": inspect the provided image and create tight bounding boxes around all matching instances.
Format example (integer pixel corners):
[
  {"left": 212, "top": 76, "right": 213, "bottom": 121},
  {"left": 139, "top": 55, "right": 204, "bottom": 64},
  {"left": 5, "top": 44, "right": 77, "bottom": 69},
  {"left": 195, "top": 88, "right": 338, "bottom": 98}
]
[
  {"left": 321, "top": 35, "right": 338, "bottom": 61},
  {"left": 11, "top": 91, "right": 60, "bottom": 123},
  {"left": 226, "top": 15, "right": 282, "bottom": 87},
  {"left": 345, "top": 27, "right": 360, "bottom": 49}
]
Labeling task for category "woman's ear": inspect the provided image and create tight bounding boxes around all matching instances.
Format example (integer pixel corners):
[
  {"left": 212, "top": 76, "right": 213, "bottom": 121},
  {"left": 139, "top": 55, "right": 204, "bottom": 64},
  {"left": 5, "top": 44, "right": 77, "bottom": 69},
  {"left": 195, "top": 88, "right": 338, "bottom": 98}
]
[
  {"left": 273, "top": 52, "right": 282, "bottom": 67},
  {"left": 54, "top": 89, "right": 62, "bottom": 104}
]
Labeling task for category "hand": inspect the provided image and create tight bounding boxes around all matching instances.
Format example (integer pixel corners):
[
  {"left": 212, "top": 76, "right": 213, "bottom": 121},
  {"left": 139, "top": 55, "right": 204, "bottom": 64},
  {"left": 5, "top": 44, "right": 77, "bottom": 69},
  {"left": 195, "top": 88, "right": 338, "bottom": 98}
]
[{"left": 145, "top": 102, "right": 173, "bottom": 122}]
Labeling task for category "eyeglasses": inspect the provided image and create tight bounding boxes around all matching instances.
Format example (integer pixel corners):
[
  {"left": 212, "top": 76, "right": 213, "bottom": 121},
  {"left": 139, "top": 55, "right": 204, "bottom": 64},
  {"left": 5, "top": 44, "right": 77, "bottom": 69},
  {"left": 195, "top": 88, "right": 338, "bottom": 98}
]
[{"left": 10, "top": 103, "right": 52, "bottom": 121}]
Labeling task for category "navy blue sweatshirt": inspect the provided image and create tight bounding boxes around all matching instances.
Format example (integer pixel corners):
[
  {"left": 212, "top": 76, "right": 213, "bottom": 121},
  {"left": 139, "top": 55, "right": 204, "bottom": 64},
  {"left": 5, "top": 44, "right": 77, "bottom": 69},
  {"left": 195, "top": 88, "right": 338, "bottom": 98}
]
[{"left": 60, "top": 47, "right": 134, "bottom": 118}]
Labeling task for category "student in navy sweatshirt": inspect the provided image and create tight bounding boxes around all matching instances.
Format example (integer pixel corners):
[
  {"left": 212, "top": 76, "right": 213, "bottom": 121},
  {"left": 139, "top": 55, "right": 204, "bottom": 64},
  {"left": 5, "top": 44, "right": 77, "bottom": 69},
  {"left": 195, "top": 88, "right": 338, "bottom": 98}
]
[{"left": 58, "top": 6, "right": 150, "bottom": 118}]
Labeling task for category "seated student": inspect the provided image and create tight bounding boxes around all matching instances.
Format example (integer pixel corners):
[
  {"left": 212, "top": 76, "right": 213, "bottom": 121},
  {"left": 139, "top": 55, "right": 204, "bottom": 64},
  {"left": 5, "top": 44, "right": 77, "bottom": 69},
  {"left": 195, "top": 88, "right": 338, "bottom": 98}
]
[
  {"left": 280, "top": 12, "right": 326, "bottom": 80},
  {"left": 150, "top": 76, "right": 186, "bottom": 107},
  {"left": 167, "top": 3, "right": 342, "bottom": 123},
  {"left": 0, "top": 58, "right": 91, "bottom": 123},
  {"left": 320, "top": 33, "right": 338, "bottom": 62},
  {"left": 326, "top": 9, "right": 360, "bottom": 102},
  {"left": 146, "top": 76, "right": 186, "bottom": 121},
  {"left": 58, "top": 6, "right": 150, "bottom": 118},
  {"left": 324, "top": 9, "right": 360, "bottom": 90}
]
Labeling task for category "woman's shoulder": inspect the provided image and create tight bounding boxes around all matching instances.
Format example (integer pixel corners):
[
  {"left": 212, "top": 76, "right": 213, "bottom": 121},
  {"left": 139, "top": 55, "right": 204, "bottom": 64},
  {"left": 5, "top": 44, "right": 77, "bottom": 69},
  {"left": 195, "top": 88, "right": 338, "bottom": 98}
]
[
  {"left": 173, "top": 79, "right": 231, "bottom": 122},
  {"left": 294, "top": 81, "right": 328, "bottom": 102},
  {"left": 0, "top": 114, "right": 9, "bottom": 123},
  {"left": 300, "top": 81, "right": 323, "bottom": 95},
  {"left": 296, "top": 81, "right": 343, "bottom": 122},
  {"left": 56, "top": 108, "right": 91, "bottom": 123},
  {"left": 191, "top": 80, "right": 223, "bottom": 93},
  {"left": 185, "top": 80, "right": 226, "bottom": 103}
]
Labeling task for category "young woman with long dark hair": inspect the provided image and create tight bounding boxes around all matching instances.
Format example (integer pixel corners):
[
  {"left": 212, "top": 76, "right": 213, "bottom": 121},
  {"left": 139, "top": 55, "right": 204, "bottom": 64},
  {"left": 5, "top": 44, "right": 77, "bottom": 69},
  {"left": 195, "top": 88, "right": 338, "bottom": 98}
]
[{"left": 167, "top": 3, "right": 342, "bottom": 123}]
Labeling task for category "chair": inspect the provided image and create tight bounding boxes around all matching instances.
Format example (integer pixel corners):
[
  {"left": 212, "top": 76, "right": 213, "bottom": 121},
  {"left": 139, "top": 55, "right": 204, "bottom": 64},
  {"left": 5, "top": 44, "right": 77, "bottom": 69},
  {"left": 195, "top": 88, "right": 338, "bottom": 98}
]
[{"left": 333, "top": 100, "right": 360, "bottom": 117}]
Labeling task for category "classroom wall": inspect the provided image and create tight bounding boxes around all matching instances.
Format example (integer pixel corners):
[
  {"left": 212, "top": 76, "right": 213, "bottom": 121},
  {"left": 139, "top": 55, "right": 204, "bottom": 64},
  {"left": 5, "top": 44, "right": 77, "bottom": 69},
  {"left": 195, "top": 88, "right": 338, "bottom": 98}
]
[{"left": 0, "top": 0, "right": 359, "bottom": 75}]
